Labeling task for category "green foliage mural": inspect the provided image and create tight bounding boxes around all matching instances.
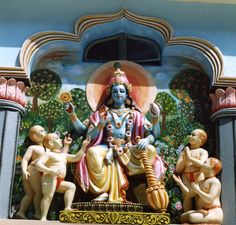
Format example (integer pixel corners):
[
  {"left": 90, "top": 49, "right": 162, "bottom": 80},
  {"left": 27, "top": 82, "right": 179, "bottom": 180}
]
[
  {"left": 155, "top": 92, "right": 177, "bottom": 131},
  {"left": 38, "top": 100, "right": 64, "bottom": 132},
  {"left": 27, "top": 69, "right": 62, "bottom": 111},
  {"left": 154, "top": 69, "right": 211, "bottom": 223},
  {"left": 70, "top": 88, "right": 91, "bottom": 121}
]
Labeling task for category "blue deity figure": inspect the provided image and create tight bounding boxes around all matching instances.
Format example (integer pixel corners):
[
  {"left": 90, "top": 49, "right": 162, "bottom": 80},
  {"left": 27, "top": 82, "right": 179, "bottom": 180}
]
[{"left": 66, "top": 63, "right": 165, "bottom": 202}]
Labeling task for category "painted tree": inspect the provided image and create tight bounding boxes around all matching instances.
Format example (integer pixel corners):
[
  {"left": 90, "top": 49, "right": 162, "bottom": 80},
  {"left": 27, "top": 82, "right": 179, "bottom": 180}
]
[
  {"left": 28, "top": 69, "right": 62, "bottom": 111},
  {"left": 38, "top": 100, "right": 64, "bottom": 132},
  {"left": 169, "top": 69, "right": 210, "bottom": 123},
  {"left": 70, "top": 88, "right": 91, "bottom": 121},
  {"left": 164, "top": 115, "right": 204, "bottom": 148},
  {"left": 155, "top": 92, "right": 177, "bottom": 131},
  {"left": 177, "top": 101, "right": 195, "bottom": 122}
]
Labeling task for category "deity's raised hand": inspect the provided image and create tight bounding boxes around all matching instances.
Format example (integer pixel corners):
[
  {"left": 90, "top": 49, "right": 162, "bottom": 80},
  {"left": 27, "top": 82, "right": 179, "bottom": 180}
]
[
  {"left": 65, "top": 102, "right": 75, "bottom": 115},
  {"left": 98, "top": 104, "right": 109, "bottom": 123},
  {"left": 82, "top": 136, "right": 91, "bottom": 149},
  {"left": 149, "top": 102, "right": 162, "bottom": 117}
]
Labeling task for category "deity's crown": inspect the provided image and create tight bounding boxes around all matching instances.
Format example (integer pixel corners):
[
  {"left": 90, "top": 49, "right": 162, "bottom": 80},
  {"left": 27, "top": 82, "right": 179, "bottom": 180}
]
[{"left": 106, "top": 62, "right": 132, "bottom": 94}]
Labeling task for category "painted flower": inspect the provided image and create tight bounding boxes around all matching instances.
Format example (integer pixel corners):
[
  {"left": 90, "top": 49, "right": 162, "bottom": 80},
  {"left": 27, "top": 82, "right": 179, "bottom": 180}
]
[
  {"left": 60, "top": 92, "right": 72, "bottom": 103},
  {"left": 175, "top": 201, "right": 182, "bottom": 210}
]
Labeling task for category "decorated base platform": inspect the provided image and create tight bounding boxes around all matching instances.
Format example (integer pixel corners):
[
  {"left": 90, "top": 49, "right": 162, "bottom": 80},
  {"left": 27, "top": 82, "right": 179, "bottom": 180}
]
[
  {"left": 59, "top": 202, "right": 170, "bottom": 224},
  {"left": 0, "top": 219, "right": 221, "bottom": 225}
]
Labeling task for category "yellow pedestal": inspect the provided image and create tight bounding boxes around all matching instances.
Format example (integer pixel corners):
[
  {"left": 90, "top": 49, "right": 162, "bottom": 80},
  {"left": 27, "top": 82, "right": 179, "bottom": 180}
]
[{"left": 59, "top": 210, "right": 170, "bottom": 224}]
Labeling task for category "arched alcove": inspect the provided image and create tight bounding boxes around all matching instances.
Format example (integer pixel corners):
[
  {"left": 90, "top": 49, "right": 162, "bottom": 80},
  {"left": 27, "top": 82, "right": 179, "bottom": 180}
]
[
  {"left": 19, "top": 9, "right": 223, "bottom": 85},
  {"left": 11, "top": 9, "right": 223, "bottom": 223}
]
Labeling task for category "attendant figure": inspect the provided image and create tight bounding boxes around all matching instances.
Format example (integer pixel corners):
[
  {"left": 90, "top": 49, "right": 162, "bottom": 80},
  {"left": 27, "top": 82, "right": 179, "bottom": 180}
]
[
  {"left": 35, "top": 133, "right": 90, "bottom": 221},
  {"left": 16, "top": 125, "right": 47, "bottom": 219},
  {"left": 175, "top": 129, "right": 208, "bottom": 212},
  {"left": 66, "top": 63, "right": 165, "bottom": 202},
  {"left": 174, "top": 157, "right": 223, "bottom": 224}
]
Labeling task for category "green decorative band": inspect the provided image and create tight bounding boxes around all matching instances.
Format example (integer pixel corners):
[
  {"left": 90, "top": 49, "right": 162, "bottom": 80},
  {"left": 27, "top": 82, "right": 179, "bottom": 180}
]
[{"left": 59, "top": 210, "right": 170, "bottom": 225}]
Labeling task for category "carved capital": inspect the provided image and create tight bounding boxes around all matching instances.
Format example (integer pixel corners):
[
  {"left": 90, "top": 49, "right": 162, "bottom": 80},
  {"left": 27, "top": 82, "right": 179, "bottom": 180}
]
[
  {"left": 209, "top": 87, "right": 236, "bottom": 113},
  {"left": 0, "top": 77, "right": 29, "bottom": 107}
]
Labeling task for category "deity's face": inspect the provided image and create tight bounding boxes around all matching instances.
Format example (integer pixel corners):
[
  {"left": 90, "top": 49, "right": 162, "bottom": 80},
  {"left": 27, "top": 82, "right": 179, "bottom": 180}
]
[{"left": 111, "top": 84, "right": 127, "bottom": 105}]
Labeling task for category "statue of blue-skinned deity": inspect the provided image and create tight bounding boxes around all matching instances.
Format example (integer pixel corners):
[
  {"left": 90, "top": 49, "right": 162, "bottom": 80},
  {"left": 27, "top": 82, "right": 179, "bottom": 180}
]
[{"left": 65, "top": 63, "right": 165, "bottom": 202}]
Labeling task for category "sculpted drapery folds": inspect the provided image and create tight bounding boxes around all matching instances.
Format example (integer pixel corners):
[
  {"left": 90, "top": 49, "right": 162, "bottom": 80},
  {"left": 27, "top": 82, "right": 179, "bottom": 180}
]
[{"left": 67, "top": 62, "right": 165, "bottom": 202}]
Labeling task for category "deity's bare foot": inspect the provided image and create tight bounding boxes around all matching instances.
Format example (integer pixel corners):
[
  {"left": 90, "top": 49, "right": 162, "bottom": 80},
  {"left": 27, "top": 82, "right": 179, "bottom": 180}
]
[
  {"left": 15, "top": 212, "right": 27, "bottom": 219},
  {"left": 92, "top": 193, "right": 108, "bottom": 202}
]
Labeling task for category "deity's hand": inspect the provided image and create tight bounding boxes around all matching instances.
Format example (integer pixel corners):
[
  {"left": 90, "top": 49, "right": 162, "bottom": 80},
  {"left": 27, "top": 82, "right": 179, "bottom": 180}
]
[
  {"left": 22, "top": 171, "right": 30, "bottom": 180},
  {"left": 98, "top": 104, "right": 109, "bottom": 124},
  {"left": 65, "top": 102, "right": 75, "bottom": 115},
  {"left": 82, "top": 136, "right": 91, "bottom": 149},
  {"left": 105, "top": 149, "right": 113, "bottom": 165},
  {"left": 136, "top": 137, "right": 150, "bottom": 151},
  {"left": 150, "top": 102, "right": 162, "bottom": 116},
  {"left": 150, "top": 103, "right": 161, "bottom": 118},
  {"left": 64, "top": 134, "right": 73, "bottom": 146}
]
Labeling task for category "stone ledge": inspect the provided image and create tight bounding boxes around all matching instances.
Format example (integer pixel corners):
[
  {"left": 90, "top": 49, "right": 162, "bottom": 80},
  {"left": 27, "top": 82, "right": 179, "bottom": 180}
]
[{"left": 0, "top": 219, "right": 221, "bottom": 225}]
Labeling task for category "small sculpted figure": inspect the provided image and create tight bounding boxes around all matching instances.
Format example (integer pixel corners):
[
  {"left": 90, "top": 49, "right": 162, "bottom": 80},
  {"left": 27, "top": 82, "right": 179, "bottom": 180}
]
[
  {"left": 35, "top": 133, "right": 90, "bottom": 221},
  {"left": 16, "top": 125, "right": 47, "bottom": 219},
  {"left": 66, "top": 63, "right": 165, "bottom": 203},
  {"left": 175, "top": 129, "right": 209, "bottom": 212},
  {"left": 174, "top": 157, "right": 223, "bottom": 224}
]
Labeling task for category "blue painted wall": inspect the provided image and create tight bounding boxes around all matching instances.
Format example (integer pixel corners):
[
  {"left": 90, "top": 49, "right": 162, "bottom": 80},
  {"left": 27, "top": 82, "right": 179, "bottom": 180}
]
[{"left": 0, "top": 0, "right": 236, "bottom": 77}]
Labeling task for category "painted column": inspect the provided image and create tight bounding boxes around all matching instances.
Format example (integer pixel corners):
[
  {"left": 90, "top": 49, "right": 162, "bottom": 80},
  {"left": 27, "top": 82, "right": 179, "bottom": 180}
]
[
  {"left": 0, "top": 78, "right": 28, "bottom": 218},
  {"left": 210, "top": 87, "right": 236, "bottom": 225}
]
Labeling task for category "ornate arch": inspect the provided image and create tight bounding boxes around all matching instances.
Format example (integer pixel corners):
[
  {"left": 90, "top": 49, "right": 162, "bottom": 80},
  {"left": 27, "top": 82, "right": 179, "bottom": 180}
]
[{"left": 0, "top": 9, "right": 227, "bottom": 86}]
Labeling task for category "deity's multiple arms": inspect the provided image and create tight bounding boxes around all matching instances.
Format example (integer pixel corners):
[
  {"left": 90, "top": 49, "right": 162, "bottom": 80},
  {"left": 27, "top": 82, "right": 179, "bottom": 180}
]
[{"left": 65, "top": 102, "right": 87, "bottom": 135}]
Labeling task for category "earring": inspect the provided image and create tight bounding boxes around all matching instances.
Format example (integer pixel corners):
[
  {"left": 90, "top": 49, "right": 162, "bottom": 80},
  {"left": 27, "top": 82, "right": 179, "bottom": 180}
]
[
  {"left": 107, "top": 98, "right": 113, "bottom": 105},
  {"left": 125, "top": 99, "right": 131, "bottom": 106}
]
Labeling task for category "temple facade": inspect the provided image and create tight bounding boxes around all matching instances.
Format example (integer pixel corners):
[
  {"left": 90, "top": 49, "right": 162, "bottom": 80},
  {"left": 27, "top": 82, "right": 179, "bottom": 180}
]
[{"left": 0, "top": 1, "right": 236, "bottom": 224}]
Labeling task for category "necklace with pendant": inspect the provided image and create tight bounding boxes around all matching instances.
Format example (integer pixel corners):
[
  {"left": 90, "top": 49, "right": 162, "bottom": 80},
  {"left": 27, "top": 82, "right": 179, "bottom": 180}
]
[
  {"left": 106, "top": 109, "right": 134, "bottom": 143},
  {"left": 110, "top": 108, "right": 130, "bottom": 117},
  {"left": 109, "top": 109, "right": 130, "bottom": 128}
]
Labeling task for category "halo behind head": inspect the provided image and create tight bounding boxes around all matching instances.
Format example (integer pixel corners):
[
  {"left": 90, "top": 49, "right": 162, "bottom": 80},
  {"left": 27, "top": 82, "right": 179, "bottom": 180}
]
[{"left": 86, "top": 60, "right": 157, "bottom": 114}]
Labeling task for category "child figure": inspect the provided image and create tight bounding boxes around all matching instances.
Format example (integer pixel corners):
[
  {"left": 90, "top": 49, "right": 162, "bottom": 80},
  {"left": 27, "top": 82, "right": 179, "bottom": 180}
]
[
  {"left": 16, "top": 125, "right": 47, "bottom": 219},
  {"left": 174, "top": 157, "right": 223, "bottom": 224},
  {"left": 35, "top": 133, "right": 90, "bottom": 221},
  {"left": 175, "top": 129, "right": 209, "bottom": 212}
]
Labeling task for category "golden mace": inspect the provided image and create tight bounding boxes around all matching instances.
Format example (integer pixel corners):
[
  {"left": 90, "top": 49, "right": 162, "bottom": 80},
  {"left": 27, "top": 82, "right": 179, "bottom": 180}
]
[{"left": 136, "top": 137, "right": 169, "bottom": 212}]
